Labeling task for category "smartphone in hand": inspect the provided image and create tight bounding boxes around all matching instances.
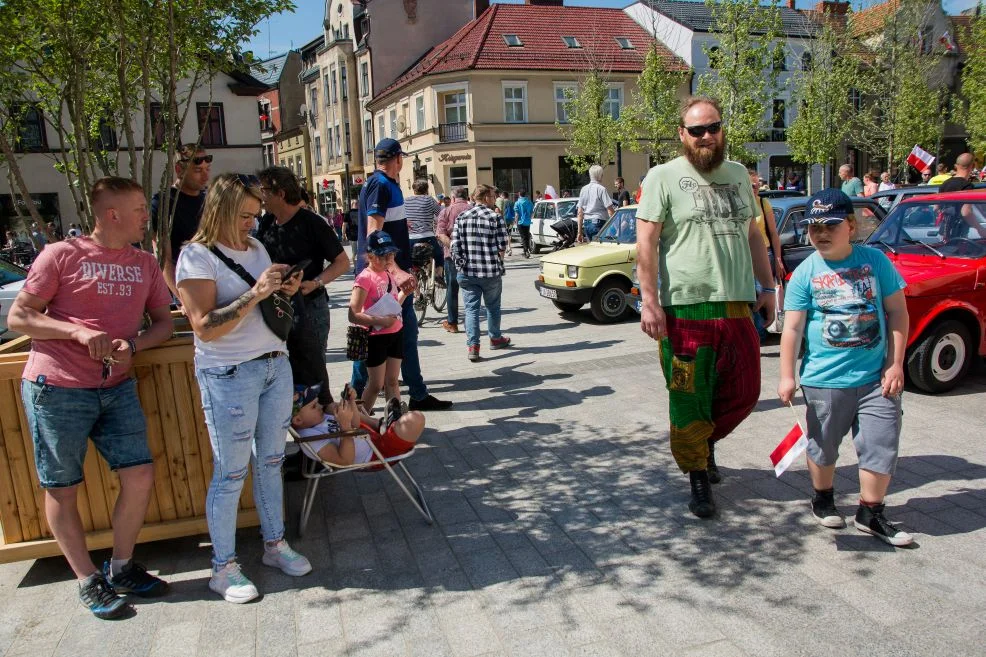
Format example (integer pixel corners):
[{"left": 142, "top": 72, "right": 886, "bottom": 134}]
[{"left": 284, "top": 258, "right": 312, "bottom": 279}]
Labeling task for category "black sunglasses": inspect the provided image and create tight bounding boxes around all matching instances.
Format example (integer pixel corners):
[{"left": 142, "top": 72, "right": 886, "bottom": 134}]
[
  {"left": 682, "top": 122, "right": 723, "bottom": 138},
  {"left": 181, "top": 154, "right": 213, "bottom": 165},
  {"left": 235, "top": 174, "right": 261, "bottom": 187}
]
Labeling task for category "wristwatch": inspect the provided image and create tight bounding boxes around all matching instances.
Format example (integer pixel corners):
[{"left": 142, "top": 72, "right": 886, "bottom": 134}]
[{"left": 127, "top": 338, "right": 137, "bottom": 355}]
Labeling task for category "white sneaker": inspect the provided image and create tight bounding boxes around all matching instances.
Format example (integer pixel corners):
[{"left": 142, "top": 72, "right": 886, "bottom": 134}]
[
  {"left": 262, "top": 539, "right": 313, "bottom": 576},
  {"left": 209, "top": 561, "right": 259, "bottom": 604}
]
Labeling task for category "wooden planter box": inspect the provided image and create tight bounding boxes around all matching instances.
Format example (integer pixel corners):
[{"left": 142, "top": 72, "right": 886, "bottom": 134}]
[{"left": 0, "top": 325, "right": 259, "bottom": 563}]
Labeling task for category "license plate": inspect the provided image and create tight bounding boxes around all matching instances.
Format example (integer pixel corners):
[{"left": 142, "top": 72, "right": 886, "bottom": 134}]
[
  {"left": 539, "top": 287, "right": 558, "bottom": 299},
  {"left": 634, "top": 299, "right": 642, "bottom": 313}
]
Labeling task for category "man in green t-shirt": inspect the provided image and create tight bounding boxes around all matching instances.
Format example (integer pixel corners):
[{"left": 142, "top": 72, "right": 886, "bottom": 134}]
[
  {"left": 839, "top": 164, "right": 864, "bottom": 197},
  {"left": 636, "top": 96, "right": 776, "bottom": 519}
]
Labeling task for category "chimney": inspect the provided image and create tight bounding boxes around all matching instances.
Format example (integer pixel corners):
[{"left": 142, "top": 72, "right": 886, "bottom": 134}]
[
  {"left": 474, "top": 0, "right": 490, "bottom": 16},
  {"left": 816, "top": 1, "right": 850, "bottom": 15},
  {"left": 787, "top": 0, "right": 795, "bottom": 8},
  {"left": 525, "top": 0, "right": 564, "bottom": 5}
]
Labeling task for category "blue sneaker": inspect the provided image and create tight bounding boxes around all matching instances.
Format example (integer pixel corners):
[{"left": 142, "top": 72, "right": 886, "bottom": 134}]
[
  {"left": 79, "top": 572, "right": 127, "bottom": 619},
  {"left": 104, "top": 560, "right": 169, "bottom": 597}
]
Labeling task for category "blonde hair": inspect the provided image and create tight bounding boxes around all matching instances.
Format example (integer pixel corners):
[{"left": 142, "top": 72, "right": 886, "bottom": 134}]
[{"left": 188, "top": 174, "right": 262, "bottom": 248}]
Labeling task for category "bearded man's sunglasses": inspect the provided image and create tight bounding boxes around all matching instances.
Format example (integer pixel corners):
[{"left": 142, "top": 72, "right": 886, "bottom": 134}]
[
  {"left": 181, "top": 154, "right": 213, "bottom": 165},
  {"left": 682, "top": 122, "right": 723, "bottom": 138}
]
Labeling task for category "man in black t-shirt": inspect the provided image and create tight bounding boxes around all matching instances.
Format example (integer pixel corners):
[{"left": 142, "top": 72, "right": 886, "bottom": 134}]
[
  {"left": 257, "top": 166, "right": 351, "bottom": 401},
  {"left": 939, "top": 153, "right": 975, "bottom": 194},
  {"left": 151, "top": 145, "right": 211, "bottom": 297},
  {"left": 612, "top": 177, "right": 632, "bottom": 207}
]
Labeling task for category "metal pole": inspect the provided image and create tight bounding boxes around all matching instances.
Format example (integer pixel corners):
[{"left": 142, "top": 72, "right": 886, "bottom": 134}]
[{"left": 616, "top": 142, "right": 623, "bottom": 178}]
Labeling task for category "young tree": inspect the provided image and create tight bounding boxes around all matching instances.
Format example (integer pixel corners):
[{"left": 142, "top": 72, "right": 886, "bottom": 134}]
[
  {"left": 849, "top": 0, "right": 948, "bottom": 175},
  {"left": 559, "top": 70, "right": 621, "bottom": 173},
  {"left": 787, "top": 22, "right": 860, "bottom": 193},
  {"left": 960, "top": 6, "right": 986, "bottom": 158},
  {"left": 697, "top": 0, "right": 782, "bottom": 163},
  {"left": 620, "top": 42, "right": 690, "bottom": 164}
]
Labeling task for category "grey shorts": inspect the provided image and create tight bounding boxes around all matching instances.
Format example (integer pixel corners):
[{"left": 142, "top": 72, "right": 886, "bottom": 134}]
[{"left": 802, "top": 382, "right": 902, "bottom": 475}]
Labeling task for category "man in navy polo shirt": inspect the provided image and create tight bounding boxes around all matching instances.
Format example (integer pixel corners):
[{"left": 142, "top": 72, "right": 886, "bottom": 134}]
[{"left": 352, "top": 138, "right": 452, "bottom": 412}]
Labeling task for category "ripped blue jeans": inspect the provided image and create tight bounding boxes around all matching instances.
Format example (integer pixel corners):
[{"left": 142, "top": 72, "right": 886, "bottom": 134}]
[{"left": 196, "top": 354, "right": 292, "bottom": 568}]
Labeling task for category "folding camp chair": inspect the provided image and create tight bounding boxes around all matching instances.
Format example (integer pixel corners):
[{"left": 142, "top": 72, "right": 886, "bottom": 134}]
[{"left": 289, "top": 426, "right": 434, "bottom": 536}]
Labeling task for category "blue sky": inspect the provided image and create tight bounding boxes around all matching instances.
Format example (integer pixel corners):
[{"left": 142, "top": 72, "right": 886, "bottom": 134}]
[{"left": 245, "top": 0, "right": 980, "bottom": 60}]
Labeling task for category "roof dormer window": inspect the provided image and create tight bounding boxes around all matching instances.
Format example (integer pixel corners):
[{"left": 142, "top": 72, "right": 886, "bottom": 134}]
[
  {"left": 503, "top": 34, "right": 523, "bottom": 47},
  {"left": 615, "top": 37, "right": 634, "bottom": 49},
  {"left": 562, "top": 36, "right": 581, "bottom": 48}
]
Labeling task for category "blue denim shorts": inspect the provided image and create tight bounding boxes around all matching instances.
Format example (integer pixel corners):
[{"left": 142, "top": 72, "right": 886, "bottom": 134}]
[{"left": 22, "top": 378, "right": 152, "bottom": 488}]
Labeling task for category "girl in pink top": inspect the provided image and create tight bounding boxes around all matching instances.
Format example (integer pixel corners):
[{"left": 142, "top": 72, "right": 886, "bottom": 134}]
[{"left": 349, "top": 231, "right": 407, "bottom": 412}]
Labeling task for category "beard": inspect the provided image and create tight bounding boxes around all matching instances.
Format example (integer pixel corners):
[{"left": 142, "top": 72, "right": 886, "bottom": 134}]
[{"left": 682, "top": 138, "right": 725, "bottom": 174}]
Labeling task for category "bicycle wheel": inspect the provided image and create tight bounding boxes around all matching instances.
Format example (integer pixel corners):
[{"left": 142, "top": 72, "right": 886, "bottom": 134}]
[
  {"left": 432, "top": 268, "right": 448, "bottom": 312},
  {"left": 414, "top": 266, "right": 430, "bottom": 326}
]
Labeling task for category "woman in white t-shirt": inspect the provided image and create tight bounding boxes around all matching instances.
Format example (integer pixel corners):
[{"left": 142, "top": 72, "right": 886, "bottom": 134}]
[{"left": 175, "top": 173, "right": 312, "bottom": 605}]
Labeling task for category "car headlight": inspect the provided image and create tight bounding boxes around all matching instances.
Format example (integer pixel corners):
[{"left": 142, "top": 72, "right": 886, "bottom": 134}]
[{"left": 566, "top": 265, "right": 578, "bottom": 278}]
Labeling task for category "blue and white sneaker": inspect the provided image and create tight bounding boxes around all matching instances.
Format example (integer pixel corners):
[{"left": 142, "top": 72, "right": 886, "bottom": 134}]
[
  {"left": 79, "top": 572, "right": 127, "bottom": 619},
  {"left": 209, "top": 561, "right": 259, "bottom": 604},
  {"left": 104, "top": 560, "right": 169, "bottom": 597},
  {"left": 262, "top": 539, "right": 312, "bottom": 576}
]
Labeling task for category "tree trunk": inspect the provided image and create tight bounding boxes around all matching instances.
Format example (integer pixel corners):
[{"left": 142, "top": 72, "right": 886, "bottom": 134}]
[{"left": 0, "top": 130, "right": 45, "bottom": 226}]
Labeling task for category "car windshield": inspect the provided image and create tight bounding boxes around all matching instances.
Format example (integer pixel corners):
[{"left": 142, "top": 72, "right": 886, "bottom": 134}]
[
  {"left": 0, "top": 257, "right": 27, "bottom": 286},
  {"left": 557, "top": 201, "right": 577, "bottom": 219},
  {"left": 867, "top": 200, "right": 986, "bottom": 258},
  {"left": 596, "top": 208, "right": 637, "bottom": 244}
]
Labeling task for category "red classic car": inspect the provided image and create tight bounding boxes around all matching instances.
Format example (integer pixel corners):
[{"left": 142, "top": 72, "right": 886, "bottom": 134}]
[{"left": 866, "top": 192, "right": 986, "bottom": 393}]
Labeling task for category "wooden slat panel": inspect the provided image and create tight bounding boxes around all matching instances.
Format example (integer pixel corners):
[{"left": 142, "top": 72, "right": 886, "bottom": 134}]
[
  {"left": 0, "top": 335, "right": 31, "bottom": 355},
  {"left": 131, "top": 341, "right": 195, "bottom": 367},
  {"left": 0, "top": 387, "right": 24, "bottom": 545},
  {"left": 81, "top": 448, "right": 111, "bottom": 532},
  {"left": 185, "top": 363, "right": 217, "bottom": 505},
  {"left": 12, "top": 389, "right": 50, "bottom": 538},
  {"left": 151, "top": 364, "right": 194, "bottom": 518},
  {"left": 0, "top": 361, "right": 27, "bottom": 382},
  {"left": 134, "top": 366, "right": 167, "bottom": 523},
  {"left": 96, "top": 454, "right": 121, "bottom": 525},
  {"left": 169, "top": 363, "right": 206, "bottom": 516},
  {"left": 0, "top": 380, "right": 42, "bottom": 541}
]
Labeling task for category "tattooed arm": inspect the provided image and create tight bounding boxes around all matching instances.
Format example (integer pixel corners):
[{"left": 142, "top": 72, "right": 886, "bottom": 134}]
[{"left": 178, "top": 264, "right": 287, "bottom": 343}]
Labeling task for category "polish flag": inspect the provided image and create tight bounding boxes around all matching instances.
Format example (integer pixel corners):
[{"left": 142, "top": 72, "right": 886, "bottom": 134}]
[
  {"left": 939, "top": 31, "right": 956, "bottom": 52},
  {"left": 770, "top": 424, "right": 807, "bottom": 477},
  {"left": 906, "top": 145, "right": 935, "bottom": 172}
]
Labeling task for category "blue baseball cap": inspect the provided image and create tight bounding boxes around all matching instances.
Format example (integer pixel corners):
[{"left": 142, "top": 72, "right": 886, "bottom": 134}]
[
  {"left": 800, "top": 189, "right": 854, "bottom": 225},
  {"left": 367, "top": 231, "right": 401, "bottom": 256},
  {"left": 292, "top": 383, "right": 321, "bottom": 415},
  {"left": 373, "top": 138, "right": 409, "bottom": 161}
]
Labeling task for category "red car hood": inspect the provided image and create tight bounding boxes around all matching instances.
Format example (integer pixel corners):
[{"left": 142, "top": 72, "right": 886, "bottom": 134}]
[{"left": 890, "top": 254, "right": 982, "bottom": 297}]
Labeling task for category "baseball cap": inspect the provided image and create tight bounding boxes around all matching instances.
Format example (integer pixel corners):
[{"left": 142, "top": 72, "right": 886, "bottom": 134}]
[
  {"left": 292, "top": 384, "right": 321, "bottom": 415},
  {"left": 367, "top": 231, "right": 401, "bottom": 256},
  {"left": 800, "top": 189, "right": 854, "bottom": 225},
  {"left": 373, "top": 138, "right": 409, "bottom": 161}
]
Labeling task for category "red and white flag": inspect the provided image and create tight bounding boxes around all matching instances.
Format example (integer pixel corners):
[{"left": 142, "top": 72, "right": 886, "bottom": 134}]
[
  {"left": 906, "top": 145, "right": 935, "bottom": 172},
  {"left": 939, "top": 31, "right": 956, "bottom": 52},
  {"left": 770, "top": 423, "right": 807, "bottom": 477}
]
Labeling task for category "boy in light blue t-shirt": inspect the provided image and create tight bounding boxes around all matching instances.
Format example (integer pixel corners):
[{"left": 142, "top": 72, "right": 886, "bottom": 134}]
[{"left": 778, "top": 189, "right": 912, "bottom": 547}]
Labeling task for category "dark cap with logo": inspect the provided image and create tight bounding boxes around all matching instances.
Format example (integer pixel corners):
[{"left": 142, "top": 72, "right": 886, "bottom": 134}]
[
  {"left": 292, "top": 383, "right": 321, "bottom": 416},
  {"left": 800, "top": 189, "right": 854, "bottom": 225},
  {"left": 367, "top": 231, "right": 401, "bottom": 256},
  {"left": 373, "top": 138, "right": 409, "bottom": 161}
]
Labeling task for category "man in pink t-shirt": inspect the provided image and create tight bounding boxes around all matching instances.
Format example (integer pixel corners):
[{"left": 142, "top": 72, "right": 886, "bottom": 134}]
[{"left": 8, "top": 177, "right": 174, "bottom": 619}]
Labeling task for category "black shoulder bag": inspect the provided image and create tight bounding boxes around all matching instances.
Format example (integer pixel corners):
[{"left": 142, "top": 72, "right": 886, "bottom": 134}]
[{"left": 209, "top": 246, "right": 294, "bottom": 341}]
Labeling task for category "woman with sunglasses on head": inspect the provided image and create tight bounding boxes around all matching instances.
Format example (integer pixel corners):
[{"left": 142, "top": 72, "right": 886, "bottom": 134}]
[{"left": 175, "top": 173, "right": 312, "bottom": 604}]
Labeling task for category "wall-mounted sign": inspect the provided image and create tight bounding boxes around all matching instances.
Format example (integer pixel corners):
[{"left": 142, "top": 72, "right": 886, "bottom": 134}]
[
  {"left": 439, "top": 153, "right": 472, "bottom": 164},
  {"left": 352, "top": 175, "right": 364, "bottom": 185}
]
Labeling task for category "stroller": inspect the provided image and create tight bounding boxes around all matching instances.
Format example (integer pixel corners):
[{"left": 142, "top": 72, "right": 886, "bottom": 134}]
[{"left": 549, "top": 218, "right": 578, "bottom": 251}]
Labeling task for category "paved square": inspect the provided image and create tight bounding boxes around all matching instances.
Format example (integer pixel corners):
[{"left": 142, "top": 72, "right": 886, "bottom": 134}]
[{"left": 2, "top": 254, "right": 985, "bottom": 656}]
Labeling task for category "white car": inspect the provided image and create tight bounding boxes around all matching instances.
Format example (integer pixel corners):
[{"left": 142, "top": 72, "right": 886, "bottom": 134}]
[
  {"left": 0, "top": 260, "right": 28, "bottom": 341},
  {"left": 529, "top": 198, "right": 578, "bottom": 253}
]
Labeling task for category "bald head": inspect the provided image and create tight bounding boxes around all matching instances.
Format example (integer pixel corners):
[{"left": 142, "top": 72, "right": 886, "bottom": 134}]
[{"left": 955, "top": 153, "right": 974, "bottom": 175}]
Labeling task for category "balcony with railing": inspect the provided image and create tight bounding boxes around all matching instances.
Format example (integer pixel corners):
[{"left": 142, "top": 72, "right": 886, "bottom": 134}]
[{"left": 439, "top": 122, "right": 468, "bottom": 143}]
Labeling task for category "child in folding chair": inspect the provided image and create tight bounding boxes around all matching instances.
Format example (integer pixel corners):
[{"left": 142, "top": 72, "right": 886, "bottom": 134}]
[{"left": 291, "top": 383, "right": 424, "bottom": 466}]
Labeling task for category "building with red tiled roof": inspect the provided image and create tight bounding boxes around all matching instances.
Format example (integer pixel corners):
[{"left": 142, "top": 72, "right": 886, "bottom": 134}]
[{"left": 366, "top": 2, "right": 689, "bottom": 198}]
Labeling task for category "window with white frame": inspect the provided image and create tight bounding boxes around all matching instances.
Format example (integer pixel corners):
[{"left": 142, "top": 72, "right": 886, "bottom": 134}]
[
  {"left": 310, "top": 87, "right": 318, "bottom": 116},
  {"left": 389, "top": 108, "right": 397, "bottom": 138},
  {"left": 503, "top": 82, "right": 527, "bottom": 123},
  {"left": 615, "top": 37, "right": 634, "bottom": 50},
  {"left": 323, "top": 74, "right": 331, "bottom": 109},
  {"left": 443, "top": 91, "right": 466, "bottom": 124},
  {"left": 449, "top": 165, "right": 468, "bottom": 188},
  {"left": 340, "top": 65, "right": 348, "bottom": 100},
  {"left": 364, "top": 118, "right": 373, "bottom": 152},
  {"left": 335, "top": 124, "right": 342, "bottom": 156},
  {"left": 603, "top": 84, "right": 623, "bottom": 120},
  {"left": 415, "top": 95, "right": 425, "bottom": 133},
  {"left": 377, "top": 114, "right": 385, "bottom": 141},
  {"left": 296, "top": 155, "right": 303, "bottom": 177},
  {"left": 360, "top": 62, "right": 369, "bottom": 97},
  {"left": 554, "top": 83, "right": 576, "bottom": 123},
  {"left": 344, "top": 121, "right": 351, "bottom": 155},
  {"left": 562, "top": 36, "right": 581, "bottom": 48},
  {"left": 330, "top": 65, "right": 338, "bottom": 104},
  {"left": 401, "top": 102, "right": 409, "bottom": 134},
  {"left": 314, "top": 135, "right": 322, "bottom": 167}
]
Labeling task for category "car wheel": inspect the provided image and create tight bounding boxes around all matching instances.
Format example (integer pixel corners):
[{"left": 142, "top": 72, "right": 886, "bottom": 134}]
[
  {"left": 552, "top": 300, "right": 582, "bottom": 313},
  {"left": 907, "top": 319, "right": 972, "bottom": 393},
  {"left": 589, "top": 279, "right": 629, "bottom": 323},
  {"left": 531, "top": 243, "right": 542, "bottom": 254}
]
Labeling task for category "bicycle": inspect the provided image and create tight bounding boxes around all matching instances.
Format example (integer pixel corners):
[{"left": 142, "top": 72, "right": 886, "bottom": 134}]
[{"left": 410, "top": 242, "right": 448, "bottom": 326}]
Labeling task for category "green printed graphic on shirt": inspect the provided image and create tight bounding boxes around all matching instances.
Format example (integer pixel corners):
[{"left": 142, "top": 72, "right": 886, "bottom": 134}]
[{"left": 637, "top": 157, "right": 757, "bottom": 306}]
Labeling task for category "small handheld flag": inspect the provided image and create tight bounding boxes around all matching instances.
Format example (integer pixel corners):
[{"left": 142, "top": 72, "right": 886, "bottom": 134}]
[
  {"left": 770, "top": 402, "right": 808, "bottom": 477},
  {"left": 906, "top": 145, "right": 935, "bottom": 173}
]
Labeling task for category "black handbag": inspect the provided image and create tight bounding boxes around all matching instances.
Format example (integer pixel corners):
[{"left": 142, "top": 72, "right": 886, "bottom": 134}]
[
  {"left": 346, "top": 325, "right": 369, "bottom": 361},
  {"left": 209, "top": 247, "right": 294, "bottom": 341}
]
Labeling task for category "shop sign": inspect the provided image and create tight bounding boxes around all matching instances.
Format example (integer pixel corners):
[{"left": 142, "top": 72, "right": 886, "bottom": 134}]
[{"left": 438, "top": 153, "right": 472, "bottom": 164}]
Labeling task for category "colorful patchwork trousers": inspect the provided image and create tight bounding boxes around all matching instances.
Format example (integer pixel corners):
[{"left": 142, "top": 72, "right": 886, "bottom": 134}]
[{"left": 659, "top": 302, "right": 761, "bottom": 473}]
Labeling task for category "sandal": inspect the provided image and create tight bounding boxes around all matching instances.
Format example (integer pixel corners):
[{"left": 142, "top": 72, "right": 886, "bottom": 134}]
[{"left": 441, "top": 320, "right": 459, "bottom": 333}]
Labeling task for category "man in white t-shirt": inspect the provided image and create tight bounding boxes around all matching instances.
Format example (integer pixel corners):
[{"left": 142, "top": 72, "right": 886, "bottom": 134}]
[{"left": 576, "top": 165, "right": 616, "bottom": 242}]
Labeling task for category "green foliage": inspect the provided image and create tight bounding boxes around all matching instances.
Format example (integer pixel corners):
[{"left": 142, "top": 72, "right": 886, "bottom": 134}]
[
  {"left": 559, "top": 70, "right": 622, "bottom": 173},
  {"left": 620, "top": 44, "right": 689, "bottom": 164},
  {"left": 849, "top": 0, "right": 947, "bottom": 173},
  {"left": 787, "top": 22, "right": 860, "bottom": 192},
  {"left": 697, "top": 0, "right": 782, "bottom": 163},
  {"left": 961, "top": 5, "right": 986, "bottom": 159}
]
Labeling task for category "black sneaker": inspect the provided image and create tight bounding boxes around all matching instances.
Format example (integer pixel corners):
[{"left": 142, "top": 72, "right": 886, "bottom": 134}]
[
  {"left": 79, "top": 572, "right": 127, "bottom": 619},
  {"left": 854, "top": 503, "right": 913, "bottom": 546},
  {"left": 104, "top": 560, "right": 170, "bottom": 597},
  {"left": 706, "top": 439, "right": 721, "bottom": 484},
  {"left": 381, "top": 397, "right": 402, "bottom": 433},
  {"left": 810, "top": 489, "right": 845, "bottom": 528},
  {"left": 408, "top": 394, "right": 453, "bottom": 411},
  {"left": 688, "top": 470, "right": 716, "bottom": 518}
]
